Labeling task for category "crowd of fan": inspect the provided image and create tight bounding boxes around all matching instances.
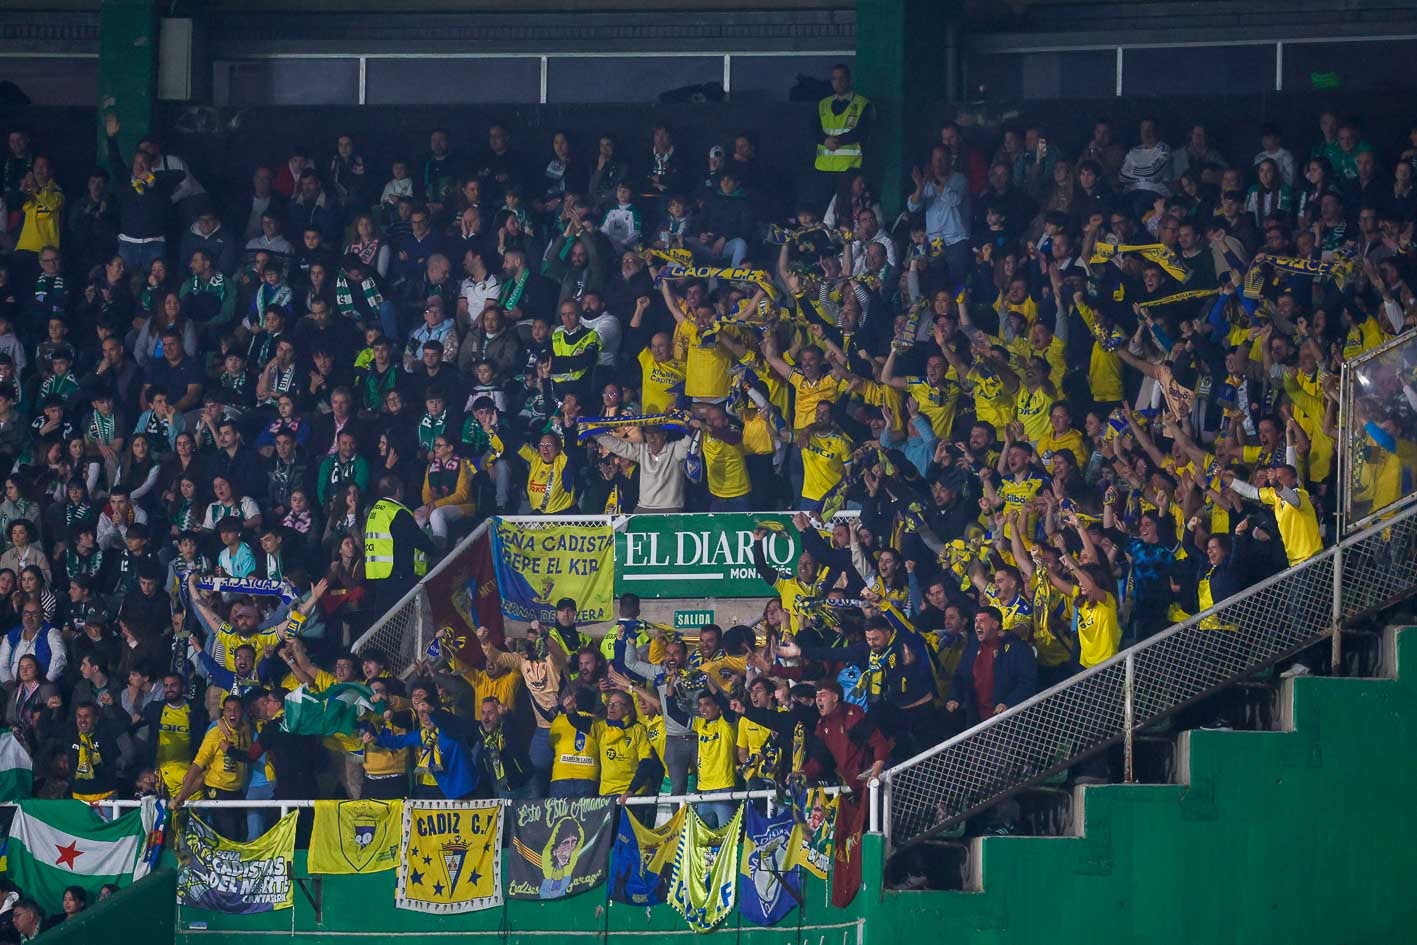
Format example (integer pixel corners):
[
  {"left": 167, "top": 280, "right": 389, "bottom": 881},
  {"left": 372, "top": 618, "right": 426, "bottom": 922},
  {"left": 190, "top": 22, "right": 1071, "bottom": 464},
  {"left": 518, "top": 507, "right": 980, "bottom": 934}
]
[{"left": 0, "top": 62, "right": 1414, "bottom": 838}]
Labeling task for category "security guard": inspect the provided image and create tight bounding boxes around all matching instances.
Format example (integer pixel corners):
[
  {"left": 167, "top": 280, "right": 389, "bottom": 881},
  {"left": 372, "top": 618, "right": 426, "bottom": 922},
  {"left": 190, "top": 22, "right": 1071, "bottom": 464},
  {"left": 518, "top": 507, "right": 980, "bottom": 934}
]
[
  {"left": 550, "top": 298, "right": 601, "bottom": 405},
  {"left": 364, "top": 474, "right": 438, "bottom": 617},
  {"left": 813, "top": 63, "right": 872, "bottom": 203}
]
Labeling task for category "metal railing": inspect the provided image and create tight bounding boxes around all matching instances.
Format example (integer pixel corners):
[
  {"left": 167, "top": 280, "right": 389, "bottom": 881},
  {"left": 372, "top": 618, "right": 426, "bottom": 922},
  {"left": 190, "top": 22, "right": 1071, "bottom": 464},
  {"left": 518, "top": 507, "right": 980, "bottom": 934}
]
[
  {"left": 872, "top": 491, "right": 1417, "bottom": 853},
  {"left": 1340, "top": 328, "right": 1417, "bottom": 536}
]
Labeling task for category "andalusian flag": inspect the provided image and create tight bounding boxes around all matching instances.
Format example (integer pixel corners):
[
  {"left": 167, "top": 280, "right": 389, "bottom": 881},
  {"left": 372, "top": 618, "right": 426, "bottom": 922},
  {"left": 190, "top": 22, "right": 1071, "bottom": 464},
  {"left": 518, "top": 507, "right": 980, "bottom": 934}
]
[
  {"left": 5, "top": 798, "right": 161, "bottom": 913},
  {"left": 280, "top": 683, "right": 376, "bottom": 737},
  {"left": 0, "top": 730, "right": 34, "bottom": 801}
]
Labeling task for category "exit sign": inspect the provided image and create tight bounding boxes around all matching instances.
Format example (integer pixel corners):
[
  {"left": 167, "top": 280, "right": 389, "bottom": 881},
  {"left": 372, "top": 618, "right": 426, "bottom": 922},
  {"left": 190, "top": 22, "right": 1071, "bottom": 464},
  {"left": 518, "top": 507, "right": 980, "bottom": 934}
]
[{"left": 674, "top": 610, "right": 714, "bottom": 630}]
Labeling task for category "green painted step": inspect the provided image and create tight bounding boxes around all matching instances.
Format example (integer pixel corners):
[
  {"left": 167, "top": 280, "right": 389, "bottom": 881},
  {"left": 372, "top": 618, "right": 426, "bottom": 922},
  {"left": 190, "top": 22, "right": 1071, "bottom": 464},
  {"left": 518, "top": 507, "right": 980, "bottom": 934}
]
[{"left": 865, "top": 627, "right": 1417, "bottom": 945}]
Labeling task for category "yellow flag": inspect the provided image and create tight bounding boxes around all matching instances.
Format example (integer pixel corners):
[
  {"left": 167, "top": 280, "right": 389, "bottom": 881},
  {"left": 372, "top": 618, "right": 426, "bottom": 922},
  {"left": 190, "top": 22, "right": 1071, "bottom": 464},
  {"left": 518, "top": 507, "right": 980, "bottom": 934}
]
[
  {"left": 395, "top": 800, "right": 504, "bottom": 914},
  {"left": 308, "top": 799, "right": 403, "bottom": 874},
  {"left": 788, "top": 788, "right": 837, "bottom": 879}
]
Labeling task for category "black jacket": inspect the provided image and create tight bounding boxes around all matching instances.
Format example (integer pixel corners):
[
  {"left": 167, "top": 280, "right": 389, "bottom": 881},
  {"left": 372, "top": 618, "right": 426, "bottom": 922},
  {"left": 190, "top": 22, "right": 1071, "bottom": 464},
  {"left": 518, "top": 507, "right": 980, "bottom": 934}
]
[
  {"left": 106, "top": 136, "right": 184, "bottom": 240},
  {"left": 948, "top": 631, "right": 1039, "bottom": 726},
  {"left": 700, "top": 189, "right": 755, "bottom": 242}
]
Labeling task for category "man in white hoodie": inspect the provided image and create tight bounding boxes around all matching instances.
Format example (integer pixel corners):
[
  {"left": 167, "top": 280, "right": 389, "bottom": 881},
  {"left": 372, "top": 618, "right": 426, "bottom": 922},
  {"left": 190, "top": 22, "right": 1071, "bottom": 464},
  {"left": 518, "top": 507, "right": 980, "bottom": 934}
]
[{"left": 595, "top": 426, "right": 691, "bottom": 512}]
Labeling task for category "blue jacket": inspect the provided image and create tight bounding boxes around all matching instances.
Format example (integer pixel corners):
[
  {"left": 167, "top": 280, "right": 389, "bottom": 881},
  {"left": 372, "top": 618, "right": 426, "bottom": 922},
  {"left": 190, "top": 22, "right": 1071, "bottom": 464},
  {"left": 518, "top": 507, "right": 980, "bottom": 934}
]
[
  {"left": 376, "top": 709, "right": 480, "bottom": 799},
  {"left": 949, "top": 631, "right": 1038, "bottom": 725}
]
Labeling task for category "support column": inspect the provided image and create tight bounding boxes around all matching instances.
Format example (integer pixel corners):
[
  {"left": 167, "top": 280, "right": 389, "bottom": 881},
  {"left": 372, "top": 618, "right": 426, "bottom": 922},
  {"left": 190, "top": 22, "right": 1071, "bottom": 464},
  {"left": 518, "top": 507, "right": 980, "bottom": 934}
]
[
  {"left": 855, "top": 0, "right": 960, "bottom": 218},
  {"left": 98, "top": 0, "right": 159, "bottom": 158}
]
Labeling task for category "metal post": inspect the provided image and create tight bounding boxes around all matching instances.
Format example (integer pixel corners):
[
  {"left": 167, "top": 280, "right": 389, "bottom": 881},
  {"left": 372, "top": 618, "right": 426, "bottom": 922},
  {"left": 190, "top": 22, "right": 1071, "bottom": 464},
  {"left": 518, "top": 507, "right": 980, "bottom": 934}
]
[
  {"left": 881, "top": 776, "right": 893, "bottom": 853},
  {"left": 1122, "top": 652, "right": 1135, "bottom": 784},
  {"left": 1330, "top": 542, "right": 1344, "bottom": 674},
  {"left": 868, "top": 778, "right": 880, "bottom": 834}
]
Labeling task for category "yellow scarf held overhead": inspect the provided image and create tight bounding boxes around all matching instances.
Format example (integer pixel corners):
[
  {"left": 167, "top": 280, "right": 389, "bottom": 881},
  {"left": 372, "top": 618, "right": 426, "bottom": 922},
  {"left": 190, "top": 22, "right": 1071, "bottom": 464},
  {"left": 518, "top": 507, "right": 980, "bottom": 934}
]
[{"left": 1090, "top": 242, "right": 1190, "bottom": 283}]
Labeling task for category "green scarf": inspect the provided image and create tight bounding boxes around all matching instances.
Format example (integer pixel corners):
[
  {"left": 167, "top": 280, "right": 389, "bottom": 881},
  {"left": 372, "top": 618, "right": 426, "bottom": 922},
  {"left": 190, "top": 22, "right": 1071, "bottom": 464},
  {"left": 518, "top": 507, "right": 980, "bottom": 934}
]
[{"left": 335, "top": 273, "right": 382, "bottom": 319}]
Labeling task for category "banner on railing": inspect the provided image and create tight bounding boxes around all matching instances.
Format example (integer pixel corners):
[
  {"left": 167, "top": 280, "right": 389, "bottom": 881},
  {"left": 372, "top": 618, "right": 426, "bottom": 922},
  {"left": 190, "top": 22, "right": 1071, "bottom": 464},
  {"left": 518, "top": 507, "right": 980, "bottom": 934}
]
[
  {"left": 505, "top": 797, "right": 615, "bottom": 900},
  {"left": 739, "top": 805, "right": 801, "bottom": 927},
  {"left": 176, "top": 810, "right": 297, "bottom": 914},
  {"left": 308, "top": 799, "right": 403, "bottom": 875},
  {"left": 667, "top": 804, "right": 744, "bottom": 933},
  {"left": 395, "top": 800, "right": 504, "bottom": 914},
  {"left": 788, "top": 788, "right": 836, "bottom": 879},
  {"left": 491, "top": 518, "right": 615, "bottom": 623},
  {"left": 609, "top": 804, "right": 686, "bottom": 906},
  {"left": 614, "top": 513, "right": 801, "bottom": 599}
]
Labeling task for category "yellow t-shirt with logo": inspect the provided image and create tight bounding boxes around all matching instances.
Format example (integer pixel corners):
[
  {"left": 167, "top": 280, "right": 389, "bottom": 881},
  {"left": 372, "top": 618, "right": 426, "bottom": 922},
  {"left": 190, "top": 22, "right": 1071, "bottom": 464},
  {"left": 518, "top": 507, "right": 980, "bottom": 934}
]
[
  {"left": 549, "top": 714, "right": 601, "bottom": 784},
  {"left": 736, "top": 715, "right": 775, "bottom": 781},
  {"left": 788, "top": 371, "right": 847, "bottom": 431},
  {"left": 702, "top": 434, "right": 751, "bottom": 499},
  {"left": 801, "top": 429, "right": 853, "bottom": 501},
  {"left": 692, "top": 714, "right": 738, "bottom": 792},
  {"left": 1073, "top": 588, "right": 1122, "bottom": 668},
  {"left": 675, "top": 321, "right": 734, "bottom": 400},
  {"left": 968, "top": 367, "right": 1015, "bottom": 431},
  {"left": 1036, "top": 428, "right": 1087, "bottom": 469},
  {"left": 598, "top": 721, "right": 653, "bottom": 795},
  {"left": 518, "top": 446, "right": 575, "bottom": 513},
  {"left": 1258, "top": 486, "right": 1323, "bottom": 566},
  {"left": 904, "top": 376, "right": 961, "bottom": 439},
  {"left": 1014, "top": 386, "right": 1055, "bottom": 444},
  {"left": 192, "top": 721, "right": 251, "bottom": 793},
  {"left": 638, "top": 348, "right": 685, "bottom": 414}
]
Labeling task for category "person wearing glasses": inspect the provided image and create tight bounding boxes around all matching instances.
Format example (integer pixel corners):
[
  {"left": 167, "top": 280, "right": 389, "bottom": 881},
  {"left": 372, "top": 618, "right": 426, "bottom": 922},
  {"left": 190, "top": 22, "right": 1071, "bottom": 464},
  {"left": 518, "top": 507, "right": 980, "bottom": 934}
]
[{"left": 0, "top": 598, "right": 66, "bottom": 684}]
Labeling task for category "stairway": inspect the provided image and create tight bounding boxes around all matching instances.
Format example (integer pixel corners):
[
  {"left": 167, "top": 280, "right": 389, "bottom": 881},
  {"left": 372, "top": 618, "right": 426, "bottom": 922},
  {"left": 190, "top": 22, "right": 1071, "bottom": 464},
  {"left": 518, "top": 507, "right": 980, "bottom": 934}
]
[{"left": 872, "top": 623, "right": 1417, "bottom": 945}]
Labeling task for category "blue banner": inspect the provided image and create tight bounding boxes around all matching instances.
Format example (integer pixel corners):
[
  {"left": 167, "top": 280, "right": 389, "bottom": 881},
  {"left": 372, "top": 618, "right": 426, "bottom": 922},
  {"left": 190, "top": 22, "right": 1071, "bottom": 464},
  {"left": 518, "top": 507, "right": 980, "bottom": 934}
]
[{"left": 738, "top": 805, "right": 800, "bottom": 926}]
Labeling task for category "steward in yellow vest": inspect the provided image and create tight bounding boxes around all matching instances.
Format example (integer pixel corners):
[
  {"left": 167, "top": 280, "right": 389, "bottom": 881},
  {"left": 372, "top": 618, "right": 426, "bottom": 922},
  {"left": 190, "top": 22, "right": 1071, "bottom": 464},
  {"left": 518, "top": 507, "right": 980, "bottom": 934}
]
[
  {"left": 814, "top": 64, "right": 872, "bottom": 174},
  {"left": 364, "top": 474, "right": 437, "bottom": 614}
]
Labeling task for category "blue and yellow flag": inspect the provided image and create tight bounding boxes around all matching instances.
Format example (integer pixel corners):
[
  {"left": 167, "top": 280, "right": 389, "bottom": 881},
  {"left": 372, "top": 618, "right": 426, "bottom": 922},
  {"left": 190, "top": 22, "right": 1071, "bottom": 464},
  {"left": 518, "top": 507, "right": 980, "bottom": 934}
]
[
  {"left": 667, "top": 805, "right": 743, "bottom": 933},
  {"left": 308, "top": 799, "right": 403, "bottom": 874},
  {"left": 609, "top": 805, "right": 686, "bottom": 906},
  {"left": 395, "top": 800, "right": 503, "bottom": 914},
  {"left": 738, "top": 805, "right": 800, "bottom": 927}
]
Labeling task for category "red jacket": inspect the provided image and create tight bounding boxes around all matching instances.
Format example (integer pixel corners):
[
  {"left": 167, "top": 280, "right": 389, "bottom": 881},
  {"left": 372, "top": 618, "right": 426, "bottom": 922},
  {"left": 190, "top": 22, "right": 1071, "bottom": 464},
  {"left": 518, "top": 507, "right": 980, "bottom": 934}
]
[{"left": 803, "top": 702, "right": 891, "bottom": 782}]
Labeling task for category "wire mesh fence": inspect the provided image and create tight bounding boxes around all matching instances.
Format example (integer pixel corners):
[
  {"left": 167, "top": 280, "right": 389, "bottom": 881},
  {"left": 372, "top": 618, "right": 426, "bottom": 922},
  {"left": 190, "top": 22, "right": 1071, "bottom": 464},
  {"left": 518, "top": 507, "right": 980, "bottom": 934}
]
[
  {"left": 1342, "top": 329, "right": 1417, "bottom": 534},
  {"left": 883, "top": 494, "right": 1417, "bottom": 851}
]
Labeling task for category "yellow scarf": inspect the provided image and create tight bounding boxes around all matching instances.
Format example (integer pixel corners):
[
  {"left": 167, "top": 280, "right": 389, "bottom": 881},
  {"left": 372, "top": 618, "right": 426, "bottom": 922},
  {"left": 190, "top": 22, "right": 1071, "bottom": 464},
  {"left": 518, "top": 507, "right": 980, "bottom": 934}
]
[{"left": 1090, "top": 242, "right": 1189, "bottom": 282}]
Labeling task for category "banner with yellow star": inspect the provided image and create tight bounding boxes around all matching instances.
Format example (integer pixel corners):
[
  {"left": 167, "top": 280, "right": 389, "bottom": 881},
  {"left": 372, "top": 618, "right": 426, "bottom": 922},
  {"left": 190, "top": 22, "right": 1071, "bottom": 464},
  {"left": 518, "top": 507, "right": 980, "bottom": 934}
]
[{"left": 395, "top": 800, "right": 504, "bottom": 914}]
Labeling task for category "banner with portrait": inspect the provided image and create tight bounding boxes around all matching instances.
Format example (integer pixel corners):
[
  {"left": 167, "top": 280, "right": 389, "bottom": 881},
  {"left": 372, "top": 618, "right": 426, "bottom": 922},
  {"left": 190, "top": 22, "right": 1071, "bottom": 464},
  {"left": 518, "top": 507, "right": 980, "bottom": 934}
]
[
  {"left": 504, "top": 797, "right": 615, "bottom": 900},
  {"left": 787, "top": 788, "right": 837, "bottom": 880}
]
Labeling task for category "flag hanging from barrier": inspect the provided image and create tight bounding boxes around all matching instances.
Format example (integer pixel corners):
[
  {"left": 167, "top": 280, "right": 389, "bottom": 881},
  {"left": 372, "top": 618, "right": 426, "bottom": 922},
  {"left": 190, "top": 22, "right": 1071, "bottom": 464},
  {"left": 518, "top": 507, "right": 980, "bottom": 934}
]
[
  {"left": 787, "top": 788, "right": 837, "bottom": 880},
  {"left": 667, "top": 804, "right": 744, "bottom": 933},
  {"left": 609, "top": 804, "right": 687, "bottom": 906},
  {"left": 308, "top": 799, "right": 404, "bottom": 874},
  {"left": 6, "top": 798, "right": 162, "bottom": 914},
  {"left": 423, "top": 527, "right": 504, "bottom": 669},
  {"left": 738, "top": 805, "right": 800, "bottom": 927},
  {"left": 504, "top": 797, "right": 615, "bottom": 900},
  {"left": 176, "top": 810, "right": 297, "bottom": 914},
  {"left": 395, "top": 800, "right": 503, "bottom": 914},
  {"left": 490, "top": 518, "right": 615, "bottom": 624}
]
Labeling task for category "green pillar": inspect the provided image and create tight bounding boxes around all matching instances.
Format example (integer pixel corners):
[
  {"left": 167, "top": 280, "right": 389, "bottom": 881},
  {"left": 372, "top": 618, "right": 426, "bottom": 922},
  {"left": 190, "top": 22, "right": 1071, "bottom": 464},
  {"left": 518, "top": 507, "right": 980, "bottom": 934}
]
[
  {"left": 98, "top": 0, "right": 159, "bottom": 159},
  {"left": 855, "top": 0, "right": 959, "bottom": 218}
]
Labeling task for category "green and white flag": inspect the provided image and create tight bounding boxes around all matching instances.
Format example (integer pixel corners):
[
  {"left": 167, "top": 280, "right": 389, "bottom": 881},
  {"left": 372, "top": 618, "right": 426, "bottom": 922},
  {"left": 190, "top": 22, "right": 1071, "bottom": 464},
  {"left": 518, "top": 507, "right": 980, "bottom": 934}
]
[
  {"left": 281, "top": 683, "right": 376, "bottom": 738},
  {"left": 0, "top": 730, "right": 34, "bottom": 801},
  {"left": 5, "top": 798, "right": 161, "bottom": 913}
]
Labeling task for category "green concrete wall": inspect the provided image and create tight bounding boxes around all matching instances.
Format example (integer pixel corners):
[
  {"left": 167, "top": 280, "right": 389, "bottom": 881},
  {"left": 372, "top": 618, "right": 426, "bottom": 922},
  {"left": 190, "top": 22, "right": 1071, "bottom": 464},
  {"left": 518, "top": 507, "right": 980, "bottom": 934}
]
[
  {"left": 37, "top": 868, "right": 177, "bottom": 944},
  {"left": 860, "top": 626, "right": 1417, "bottom": 945}
]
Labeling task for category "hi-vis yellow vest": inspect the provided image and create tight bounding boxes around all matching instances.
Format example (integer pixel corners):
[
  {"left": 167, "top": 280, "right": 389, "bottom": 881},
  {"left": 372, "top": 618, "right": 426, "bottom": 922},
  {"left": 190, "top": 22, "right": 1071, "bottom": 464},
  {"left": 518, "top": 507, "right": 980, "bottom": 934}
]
[
  {"left": 550, "top": 327, "right": 598, "bottom": 385},
  {"left": 816, "top": 94, "right": 868, "bottom": 172},
  {"left": 365, "top": 499, "right": 427, "bottom": 580}
]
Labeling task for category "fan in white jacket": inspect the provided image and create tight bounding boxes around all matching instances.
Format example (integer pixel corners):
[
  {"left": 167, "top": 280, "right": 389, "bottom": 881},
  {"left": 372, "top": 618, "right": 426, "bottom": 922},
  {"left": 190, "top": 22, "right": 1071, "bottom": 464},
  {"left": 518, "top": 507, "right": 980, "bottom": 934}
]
[{"left": 595, "top": 429, "right": 691, "bottom": 512}]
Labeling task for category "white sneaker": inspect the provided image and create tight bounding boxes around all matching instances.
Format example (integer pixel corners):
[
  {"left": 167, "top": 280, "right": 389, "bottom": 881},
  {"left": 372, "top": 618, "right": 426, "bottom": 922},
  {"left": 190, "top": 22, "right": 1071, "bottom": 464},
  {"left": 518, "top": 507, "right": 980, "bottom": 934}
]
[{"left": 1280, "top": 663, "right": 1312, "bottom": 678}]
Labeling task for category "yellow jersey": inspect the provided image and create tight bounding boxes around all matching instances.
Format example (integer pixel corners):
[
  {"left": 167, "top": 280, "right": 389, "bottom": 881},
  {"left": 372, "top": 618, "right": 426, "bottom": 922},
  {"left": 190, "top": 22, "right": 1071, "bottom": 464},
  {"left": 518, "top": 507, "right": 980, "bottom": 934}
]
[
  {"left": 1014, "top": 385, "right": 1055, "bottom": 444},
  {"left": 1258, "top": 486, "right": 1323, "bottom": 566},
  {"left": 788, "top": 371, "right": 847, "bottom": 431},
  {"left": 1037, "top": 428, "right": 1088, "bottom": 469},
  {"left": 637, "top": 348, "right": 685, "bottom": 413},
  {"left": 967, "top": 367, "right": 1015, "bottom": 431},
  {"left": 675, "top": 320, "right": 734, "bottom": 400},
  {"left": 692, "top": 714, "right": 738, "bottom": 791},
  {"left": 598, "top": 720, "right": 653, "bottom": 795},
  {"left": 904, "top": 376, "right": 961, "bottom": 439},
  {"left": 736, "top": 715, "right": 775, "bottom": 781},
  {"left": 518, "top": 445, "right": 575, "bottom": 513},
  {"left": 702, "top": 433, "right": 751, "bottom": 499},
  {"left": 1073, "top": 588, "right": 1121, "bottom": 668},
  {"left": 801, "top": 429, "right": 853, "bottom": 501},
  {"left": 192, "top": 720, "right": 251, "bottom": 794},
  {"left": 549, "top": 714, "right": 601, "bottom": 784}
]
